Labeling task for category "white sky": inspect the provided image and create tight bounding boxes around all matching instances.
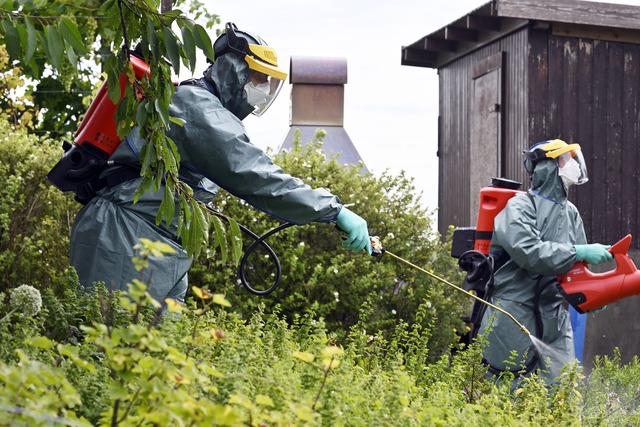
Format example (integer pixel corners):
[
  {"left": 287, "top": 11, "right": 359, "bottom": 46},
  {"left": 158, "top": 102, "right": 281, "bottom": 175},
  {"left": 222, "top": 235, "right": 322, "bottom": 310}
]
[{"left": 184, "top": 0, "right": 636, "bottom": 216}]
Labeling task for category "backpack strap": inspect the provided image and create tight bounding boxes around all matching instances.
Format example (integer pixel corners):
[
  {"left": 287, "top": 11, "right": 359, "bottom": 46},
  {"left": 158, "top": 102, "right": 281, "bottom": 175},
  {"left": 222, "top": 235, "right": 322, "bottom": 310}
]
[{"left": 74, "top": 165, "right": 141, "bottom": 205}]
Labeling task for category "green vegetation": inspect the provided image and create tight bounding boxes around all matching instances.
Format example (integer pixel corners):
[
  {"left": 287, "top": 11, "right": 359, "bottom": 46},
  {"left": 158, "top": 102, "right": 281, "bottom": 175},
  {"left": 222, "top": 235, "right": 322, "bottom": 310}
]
[
  {"left": 1, "top": 119, "right": 640, "bottom": 425},
  {"left": 0, "top": 266, "right": 639, "bottom": 426}
]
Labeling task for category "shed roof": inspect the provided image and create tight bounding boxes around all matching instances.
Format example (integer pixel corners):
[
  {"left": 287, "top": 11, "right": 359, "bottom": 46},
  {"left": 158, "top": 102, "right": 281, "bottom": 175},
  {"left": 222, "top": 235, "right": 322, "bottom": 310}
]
[{"left": 401, "top": 0, "right": 640, "bottom": 69}]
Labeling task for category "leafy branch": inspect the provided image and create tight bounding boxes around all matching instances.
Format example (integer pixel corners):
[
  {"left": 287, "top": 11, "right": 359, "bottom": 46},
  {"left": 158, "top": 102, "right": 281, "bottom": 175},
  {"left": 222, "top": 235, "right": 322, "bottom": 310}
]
[{"left": 0, "top": 0, "right": 236, "bottom": 260}]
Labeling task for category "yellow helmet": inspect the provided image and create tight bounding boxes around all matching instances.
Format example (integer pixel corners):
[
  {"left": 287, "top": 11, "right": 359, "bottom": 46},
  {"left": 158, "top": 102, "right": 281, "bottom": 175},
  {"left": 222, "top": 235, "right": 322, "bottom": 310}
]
[
  {"left": 213, "top": 23, "right": 287, "bottom": 116},
  {"left": 523, "top": 139, "right": 588, "bottom": 185},
  {"left": 535, "top": 139, "right": 581, "bottom": 159}
]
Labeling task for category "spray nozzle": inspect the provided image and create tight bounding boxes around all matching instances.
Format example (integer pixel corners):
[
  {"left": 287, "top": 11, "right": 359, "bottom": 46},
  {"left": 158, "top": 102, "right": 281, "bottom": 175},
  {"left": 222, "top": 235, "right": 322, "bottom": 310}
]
[{"left": 371, "top": 236, "right": 385, "bottom": 260}]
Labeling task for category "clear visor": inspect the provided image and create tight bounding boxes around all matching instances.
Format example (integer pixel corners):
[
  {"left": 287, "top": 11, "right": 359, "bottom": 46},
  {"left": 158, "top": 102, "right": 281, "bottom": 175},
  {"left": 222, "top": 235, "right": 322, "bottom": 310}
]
[
  {"left": 243, "top": 72, "right": 284, "bottom": 117},
  {"left": 558, "top": 148, "right": 588, "bottom": 185}
]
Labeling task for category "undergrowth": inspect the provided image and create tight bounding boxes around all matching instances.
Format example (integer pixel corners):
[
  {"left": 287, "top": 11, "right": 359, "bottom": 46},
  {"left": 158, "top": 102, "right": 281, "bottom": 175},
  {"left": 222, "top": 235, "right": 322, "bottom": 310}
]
[{"left": 0, "top": 257, "right": 639, "bottom": 426}]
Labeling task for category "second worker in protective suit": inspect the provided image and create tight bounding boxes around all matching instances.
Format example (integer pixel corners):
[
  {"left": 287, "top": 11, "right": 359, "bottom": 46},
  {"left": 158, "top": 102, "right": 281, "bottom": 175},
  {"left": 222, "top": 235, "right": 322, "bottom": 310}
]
[
  {"left": 69, "top": 22, "right": 371, "bottom": 305},
  {"left": 479, "top": 139, "right": 612, "bottom": 385}
]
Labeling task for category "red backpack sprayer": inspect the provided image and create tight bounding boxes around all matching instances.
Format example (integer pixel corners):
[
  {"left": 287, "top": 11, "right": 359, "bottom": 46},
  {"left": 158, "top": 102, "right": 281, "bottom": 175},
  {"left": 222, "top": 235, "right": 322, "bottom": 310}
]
[{"left": 47, "top": 51, "right": 151, "bottom": 203}]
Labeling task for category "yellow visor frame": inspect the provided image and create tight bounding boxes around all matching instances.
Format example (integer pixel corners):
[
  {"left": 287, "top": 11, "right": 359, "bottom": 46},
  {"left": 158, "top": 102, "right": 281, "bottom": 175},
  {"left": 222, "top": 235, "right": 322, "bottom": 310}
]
[
  {"left": 541, "top": 139, "right": 581, "bottom": 159},
  {"left": 245, "top": 44, "right": 288, "bottom": 80}
]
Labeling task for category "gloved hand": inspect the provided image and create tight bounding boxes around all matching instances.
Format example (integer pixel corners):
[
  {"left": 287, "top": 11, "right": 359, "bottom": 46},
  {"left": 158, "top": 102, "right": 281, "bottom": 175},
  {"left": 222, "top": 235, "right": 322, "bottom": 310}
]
[
  {"left": 336, "top": 207, "right": 372, "bottom": 255},
  {"left": 574, "top": 244, "right": 613, "bottom": 265}
]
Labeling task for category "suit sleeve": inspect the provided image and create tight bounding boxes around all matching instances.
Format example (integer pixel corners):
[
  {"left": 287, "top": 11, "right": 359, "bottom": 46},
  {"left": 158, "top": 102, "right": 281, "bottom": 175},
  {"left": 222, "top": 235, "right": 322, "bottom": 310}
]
[{"left": 167, "top": 86, "right": 342, "bottom": 225}]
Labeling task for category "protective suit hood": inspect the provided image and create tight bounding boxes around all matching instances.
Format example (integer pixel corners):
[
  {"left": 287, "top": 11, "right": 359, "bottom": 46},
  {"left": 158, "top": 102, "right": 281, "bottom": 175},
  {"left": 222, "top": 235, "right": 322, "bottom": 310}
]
[
  {"left": 530, "top": 158, "right": 567, "bottom": 203},
  {"left": 204, "top": 55, "right": 255, "bottom": 120}
]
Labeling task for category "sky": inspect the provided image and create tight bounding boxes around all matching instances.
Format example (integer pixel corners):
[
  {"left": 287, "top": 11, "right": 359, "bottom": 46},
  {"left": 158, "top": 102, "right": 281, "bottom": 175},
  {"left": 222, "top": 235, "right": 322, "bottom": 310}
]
[{"left": 184, "top": 0, "right": 636, "bottom": 216}]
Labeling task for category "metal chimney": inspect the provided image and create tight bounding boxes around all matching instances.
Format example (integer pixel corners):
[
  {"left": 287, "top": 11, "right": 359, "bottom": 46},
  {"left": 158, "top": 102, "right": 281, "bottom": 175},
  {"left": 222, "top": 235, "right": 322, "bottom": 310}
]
[{"left": 278, "top": 56, "right": 368, "bottom": 173}]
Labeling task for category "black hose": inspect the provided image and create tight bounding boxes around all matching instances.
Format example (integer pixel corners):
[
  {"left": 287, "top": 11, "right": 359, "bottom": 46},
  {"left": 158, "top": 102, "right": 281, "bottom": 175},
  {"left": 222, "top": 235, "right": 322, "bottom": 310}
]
[
  {"left": 236, "top": 221, "right": 294, "bottom": 296},
  {"left": 206, "top": 207, "right": 294, "bottom": 296}
]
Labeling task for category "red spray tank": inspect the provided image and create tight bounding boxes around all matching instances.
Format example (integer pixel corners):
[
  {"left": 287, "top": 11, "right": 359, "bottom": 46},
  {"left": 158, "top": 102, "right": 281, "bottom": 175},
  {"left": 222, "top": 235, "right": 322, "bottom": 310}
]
[
  {"left": 558, "top": 234, "right": 640, "bottom": 313},
  {"left": 46, "top": 53, "right": 150, "bottom": 201},
  {"left": 473, "top": 180, "right": 524, "bottom": 255},
  {"left": 451, "top": 177, "right": 524, "bottom": 258},
  {"left": 73, "top": 54, "right": 150, "bottom": 157}
]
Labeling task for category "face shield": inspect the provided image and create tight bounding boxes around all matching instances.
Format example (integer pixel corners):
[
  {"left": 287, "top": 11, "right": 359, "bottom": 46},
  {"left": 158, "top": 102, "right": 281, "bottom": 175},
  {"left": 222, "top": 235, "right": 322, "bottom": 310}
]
[
  {"left": 557, "top": 148, "right": 588, "bottom": 187},
  {"left": 243, "top": 71, "right": 284, "bottom": 117},
  {"left": 214, "top": 23, "right": 288, "bottom": 117}
]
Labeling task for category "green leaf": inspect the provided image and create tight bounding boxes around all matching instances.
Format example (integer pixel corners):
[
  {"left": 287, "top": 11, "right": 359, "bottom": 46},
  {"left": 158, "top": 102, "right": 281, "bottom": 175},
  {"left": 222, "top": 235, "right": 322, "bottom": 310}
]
[
  {"left": 136, "top": 101, "right": 148, "bottom": 127},
  {"left": 2, "top": 19, "right": 21, "bottom": 61},
  {"left": 163, "top": 9, "right": 184, "bottom": 18},
  {"left": 292, "top": 351, "right": 315, "bottom": 363},
  {"left": 15, "top": 21, "right": 27, "bottom": 57},
  {"left": 165, "top": 135, "right": 181, "bottom": 164},
  {"left": 157, "top": 173, "right": 175, "bottom": 227},
  {"left": 255, "top": 394, "right": 274, "bottom": 407},
  {"left": 147, "top": 18, "right": 159, "bottom": 63},
  {"left": 139, "top": 140, "right": 156, "bottom": 177},
  {"left": 154, "top": 98, "right": 170, "bottom": 127},
  {"left": 99, "top": 0, "right": 116, "bottom": 13},
  {"left": 162, "top": 26, "right": 181, "bottom": 75},
  {"left": 25, "top": 336, "right": 55, "bottom": 350},
  {"left": 169, "top": 116, "right": 186, "bottom": 127},
  {"left": 44, "top": 24, "right": 64, "bottom": 71},
  {"left": 102, "top": 54, "right": 121, "bottom": 103},
  {"left": 23, "top": 16, "right": 37, "bottom": 63},
  {"left": 228, "top": 217, "right": 243, "bottom": 265},
  {"left": 321, "top": 345, "right": 344, "bottom": 357},
  {"left": 187, "top": 200, "right": 201, "bottom": 257},
  {"left": 211, "top": 215, "right": 227, "bottom": 265},
  {"left": 108, "top": 380, "right": 129, "bottom": 400},
  {"left": 192, "top": 23, "right": 214, "bottom": 62},
  {"left": 66, "top": 44, "right": 78, "bottom": 68},
  {"left": 162, "top": 140, "right": 178, "bottom": 173},
  {"left": 212, "top": 293, "right": 231, "bottom": 307},
  {"left": 180, "top": 25, "right": 197, "bottom": 73},
  {"left": 59, "top": 18, "right": 88, "bottom": 55}
]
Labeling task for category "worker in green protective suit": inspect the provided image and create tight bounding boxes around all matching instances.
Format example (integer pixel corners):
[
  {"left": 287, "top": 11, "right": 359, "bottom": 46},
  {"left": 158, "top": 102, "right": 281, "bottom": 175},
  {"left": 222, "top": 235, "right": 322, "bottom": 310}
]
[
  {"left": 479, "top": 139, "right": 612, "bottom": 385},
  {"left": 69, "top": 22, "right": 371, "bottom": 305}
]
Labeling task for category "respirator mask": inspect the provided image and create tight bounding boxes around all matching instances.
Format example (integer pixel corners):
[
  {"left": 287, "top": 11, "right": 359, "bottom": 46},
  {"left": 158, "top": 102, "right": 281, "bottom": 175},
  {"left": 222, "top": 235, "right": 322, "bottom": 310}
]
[{"left": 558, "top": 149, "right": 588, "bottom": 188}]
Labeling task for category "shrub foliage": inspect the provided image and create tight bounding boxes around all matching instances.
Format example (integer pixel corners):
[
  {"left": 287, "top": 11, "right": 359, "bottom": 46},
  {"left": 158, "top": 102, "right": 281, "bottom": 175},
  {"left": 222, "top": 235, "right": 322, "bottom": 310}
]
[
  {"left": 2, "top": 121, "right": 640, "bottom": 425},
  {"left": 189, "top": 131, "right": 467, "bottom": 361}
]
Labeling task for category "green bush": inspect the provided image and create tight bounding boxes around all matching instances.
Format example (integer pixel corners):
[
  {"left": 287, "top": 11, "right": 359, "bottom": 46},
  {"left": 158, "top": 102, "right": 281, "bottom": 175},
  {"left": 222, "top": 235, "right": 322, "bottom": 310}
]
[
  {"left": 189, "top": 131, "right": 467, "bottom": 361},
  {"left": 0, "top": 268, "right": 638, "bottom": 426},
  {"left": 0, "top": 118, "right": 79, "bottom": 292},
  {"left": 4, "top": 116, "right": 640, "bottom": 426}
]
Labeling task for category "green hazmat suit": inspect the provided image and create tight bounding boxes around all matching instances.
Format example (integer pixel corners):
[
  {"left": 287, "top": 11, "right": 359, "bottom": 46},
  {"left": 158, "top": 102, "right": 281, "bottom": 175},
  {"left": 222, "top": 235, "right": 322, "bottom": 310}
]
[
  {"left": 70, "top": 55, "right": 342, "bottom": 304},
  {"left": 479, "top": 158, "right": 586, "bottom": 384}
]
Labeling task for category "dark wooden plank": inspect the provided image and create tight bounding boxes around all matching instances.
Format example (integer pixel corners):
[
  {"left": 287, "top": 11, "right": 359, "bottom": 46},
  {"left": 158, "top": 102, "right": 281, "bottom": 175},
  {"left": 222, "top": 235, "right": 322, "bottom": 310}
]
[
  {"left": 527, "top": 30, "right": 549, "bottom": 142},
  {"left": 621, "top": 43, "right": 640, "bottom": 248},
  {"left": 560, "top": 35, "right": 582, "bottom": 220},
  {"left": 445, "top": 26, "right": 478, "bottom": 42},
  {"left": 590, "top": 39, "right": 609, "bottom": 243},
  {"left": 498, "top": 0, "right": 640, "bottom": 30},
  {"left": 605, "top": 42, "right": 624, "bottom": 244},
  {"left": 466, "top": 15, "right": 501, "bottom": 32},
  {"left": 547, "top": 35, "right": 565, "bottom": 137},
  {"left": 425, "top": 37, "right": 458, "bottom": 53},
  {"left": 562, "top": 36, "right": 580, "bottom": 144},
  {"left": 575, "top": 37, "right": 595, "bottom": 241}
]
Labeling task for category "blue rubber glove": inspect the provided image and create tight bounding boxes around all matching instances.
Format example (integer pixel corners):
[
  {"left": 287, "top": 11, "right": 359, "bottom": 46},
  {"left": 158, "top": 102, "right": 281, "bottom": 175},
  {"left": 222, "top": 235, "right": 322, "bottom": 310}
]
[
  {"left": 574, "top": 244, "right": 613, "bottom": 265},
  {"left": 336, "top": 207, "right": 372, "bottom": 255}
]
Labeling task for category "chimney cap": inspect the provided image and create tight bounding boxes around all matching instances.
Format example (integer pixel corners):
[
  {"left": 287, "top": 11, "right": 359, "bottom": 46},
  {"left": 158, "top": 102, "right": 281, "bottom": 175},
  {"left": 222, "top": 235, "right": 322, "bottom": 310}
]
[{"left": 290, "top": 56, "right": 347, "bottom": 85}]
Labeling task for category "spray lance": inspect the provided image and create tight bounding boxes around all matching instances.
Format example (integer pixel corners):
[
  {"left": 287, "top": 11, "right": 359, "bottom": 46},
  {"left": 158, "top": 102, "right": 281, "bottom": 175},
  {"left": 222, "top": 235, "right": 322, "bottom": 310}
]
[
  {"left": 368, "top": 236, "right": 532, "bottom": 338},
  {"left": 231, "top": 216, "right": 531, "bottom": 338}
]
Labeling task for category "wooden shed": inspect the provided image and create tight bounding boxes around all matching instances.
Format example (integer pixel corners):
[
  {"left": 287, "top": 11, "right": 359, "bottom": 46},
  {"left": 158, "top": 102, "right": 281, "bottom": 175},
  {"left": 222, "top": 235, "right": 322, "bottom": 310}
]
[{"left": 401, "top": 0, "right": 640, "bottom": 370}]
